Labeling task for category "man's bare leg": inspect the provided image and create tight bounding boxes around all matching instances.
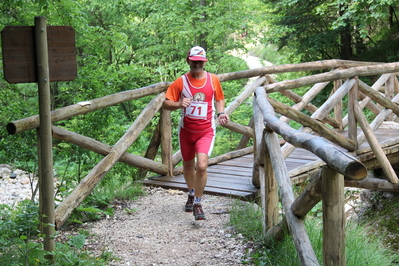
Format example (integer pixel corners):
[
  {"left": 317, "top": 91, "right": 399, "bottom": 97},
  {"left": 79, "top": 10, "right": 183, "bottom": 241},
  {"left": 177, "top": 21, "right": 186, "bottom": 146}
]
[
  {"left": 193, "top": 153, "right": 209, "bottom": 198},
  {"left": 183, "top": 158, "right": 195, "bottom": 190},
  {"left": 192, "top": 153, "right": 208, "bottom": 220},
  {"left": 183, "top": 159, "right": 195, "bottom": 212}
]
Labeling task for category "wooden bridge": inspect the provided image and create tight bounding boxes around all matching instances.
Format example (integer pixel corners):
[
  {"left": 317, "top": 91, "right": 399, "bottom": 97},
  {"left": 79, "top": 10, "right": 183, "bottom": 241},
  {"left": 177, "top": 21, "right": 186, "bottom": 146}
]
[
  {"left": 8, "top": 59, "right": 399, "bottom": 265},
  {"left": 143, "top": 125, "right": 399, "bottom": 200}
]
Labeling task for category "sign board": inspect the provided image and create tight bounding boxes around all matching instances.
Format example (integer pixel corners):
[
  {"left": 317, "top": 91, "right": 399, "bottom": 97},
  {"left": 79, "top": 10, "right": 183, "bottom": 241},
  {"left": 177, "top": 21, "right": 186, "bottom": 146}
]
[{"left": 1, "top": 26, "right": 77, "bottom": 84}]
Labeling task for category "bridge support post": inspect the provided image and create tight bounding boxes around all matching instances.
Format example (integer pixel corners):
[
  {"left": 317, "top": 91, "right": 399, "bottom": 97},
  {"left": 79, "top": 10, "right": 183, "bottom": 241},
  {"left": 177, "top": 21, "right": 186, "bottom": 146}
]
[
  {"left": 262, "top": 130, "right": 279, "bottom": 233},
  {"left": 160, "top": 108, "right": 173, "bottom": 177},
  {"left": 322, "top": 166, "right": 346, "bottom": 266}
]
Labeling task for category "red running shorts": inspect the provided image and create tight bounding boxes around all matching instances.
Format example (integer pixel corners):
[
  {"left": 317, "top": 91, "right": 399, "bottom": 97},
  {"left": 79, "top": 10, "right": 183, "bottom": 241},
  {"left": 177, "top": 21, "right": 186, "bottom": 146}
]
[{"left": 179, "top": 126, "right": 216, "bottom": 161}]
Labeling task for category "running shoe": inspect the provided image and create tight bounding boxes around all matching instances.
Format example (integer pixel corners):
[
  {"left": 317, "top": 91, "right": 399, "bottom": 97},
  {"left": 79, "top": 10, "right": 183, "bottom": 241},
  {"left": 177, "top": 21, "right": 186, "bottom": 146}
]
[
  {"left": 185, "top": 195, "right": 194, "bottom": 212},
  {"left": 193, "top": 203, "right": 206, "bottom": 220}
]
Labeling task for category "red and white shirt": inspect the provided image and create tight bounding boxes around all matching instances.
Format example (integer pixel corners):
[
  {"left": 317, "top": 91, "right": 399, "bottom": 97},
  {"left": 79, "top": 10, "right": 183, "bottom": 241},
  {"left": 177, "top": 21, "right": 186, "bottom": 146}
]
[{"left": 165, "top": 72, "right": 224, "bottom": 132}]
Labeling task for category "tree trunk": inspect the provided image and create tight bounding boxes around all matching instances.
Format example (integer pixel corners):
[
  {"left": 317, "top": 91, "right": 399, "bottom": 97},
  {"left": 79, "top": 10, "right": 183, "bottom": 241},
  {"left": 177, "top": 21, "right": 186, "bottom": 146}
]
[{"left": 339, "top": 4, "right": 353, "bottom": 60}]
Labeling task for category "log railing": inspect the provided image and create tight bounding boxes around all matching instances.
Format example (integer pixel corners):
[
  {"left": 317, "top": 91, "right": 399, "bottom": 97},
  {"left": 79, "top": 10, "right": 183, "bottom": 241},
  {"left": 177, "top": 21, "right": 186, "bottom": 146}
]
[
  {"left": 251, "top": 64, "right": 399, "bottom": 265},
  {"left": 7, "top": 59, "right": 399, "bottom": 265}
]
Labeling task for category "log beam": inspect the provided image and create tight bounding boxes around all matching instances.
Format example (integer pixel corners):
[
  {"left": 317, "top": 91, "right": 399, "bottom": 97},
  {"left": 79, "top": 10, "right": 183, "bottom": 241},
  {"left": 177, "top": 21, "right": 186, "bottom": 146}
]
[
  {"left": 264, "top": 130, "right": 319, "bottom": 266},
  {"left": 52, "top": 126, "right": 168, "bottom": 175},
  {"left": 358, "top": 79, "right": 399, "bottom": 117},
  {"left": 54, "top": 93, "right": 165, "bottom": 228},
  {"left": 345, "top": 177, "right": 399, "bottom": 192},
  {"left": 7, "top": 82, "right": 170, "bottom": 135},
  {"left": 137, "top": 122, "right": 162, "bottom": 178},
  {"left": 255, "top": 87, "right": 367, "bottom": 180},
  {"left": 222, "top": 121, "right": 254, "bottom": 138},
  {"left": 264, "top": 62, "right": 399, "bottom": 93},
  {"left": 268, "top": 98, "right": 356, "bottom": 151},
  {"left": 354, "top": 103, "right": 399, "bottom": 183},
  {"left": 218, "top": 59, "right": 379, "bottom": 82}
]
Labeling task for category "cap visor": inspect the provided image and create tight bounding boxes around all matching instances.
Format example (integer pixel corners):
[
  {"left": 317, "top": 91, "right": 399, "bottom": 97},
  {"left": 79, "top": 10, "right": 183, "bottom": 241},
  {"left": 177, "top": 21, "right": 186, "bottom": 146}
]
[{"left": 188, "top": 56, "right": 208, "bottom": 61}]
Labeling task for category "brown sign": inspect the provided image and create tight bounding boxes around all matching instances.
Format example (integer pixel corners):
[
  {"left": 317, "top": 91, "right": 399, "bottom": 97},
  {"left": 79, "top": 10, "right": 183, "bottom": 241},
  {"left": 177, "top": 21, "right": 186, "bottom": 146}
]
[{"left": 1, "top": 26, "right": 77, "bottom": 84}]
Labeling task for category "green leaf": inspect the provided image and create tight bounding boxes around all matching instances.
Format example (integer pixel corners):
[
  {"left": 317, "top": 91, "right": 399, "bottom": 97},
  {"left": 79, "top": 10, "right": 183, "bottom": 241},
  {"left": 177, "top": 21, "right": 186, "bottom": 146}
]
[{"left": 68, "top": 234, "right": 86, "bottom": 249}]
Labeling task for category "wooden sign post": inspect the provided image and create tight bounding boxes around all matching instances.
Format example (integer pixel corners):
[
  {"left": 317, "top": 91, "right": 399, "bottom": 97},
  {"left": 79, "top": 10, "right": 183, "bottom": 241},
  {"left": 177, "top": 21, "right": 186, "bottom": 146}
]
[
  {"left": 1, "top": 16, "right": 77, "bottom": 256},
  {"left": 35, "top": 16, "right": 55, "bottom": 258}
]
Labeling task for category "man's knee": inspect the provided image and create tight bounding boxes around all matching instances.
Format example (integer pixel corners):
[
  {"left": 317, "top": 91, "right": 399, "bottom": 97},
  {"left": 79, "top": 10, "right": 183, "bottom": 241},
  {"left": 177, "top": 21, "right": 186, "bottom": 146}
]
[
  {"left": 183, "top": 159, "right": 195, "bottom": 171},
  {"left": 196, "top": 159, "right": 208, "bottom": 172}
]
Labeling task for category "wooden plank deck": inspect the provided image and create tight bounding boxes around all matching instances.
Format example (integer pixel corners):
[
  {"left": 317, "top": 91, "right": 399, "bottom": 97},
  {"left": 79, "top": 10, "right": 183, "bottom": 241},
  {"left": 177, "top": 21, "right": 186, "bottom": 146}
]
[{"left": 142, "top": 126, "right": 399, "bottom": 201}]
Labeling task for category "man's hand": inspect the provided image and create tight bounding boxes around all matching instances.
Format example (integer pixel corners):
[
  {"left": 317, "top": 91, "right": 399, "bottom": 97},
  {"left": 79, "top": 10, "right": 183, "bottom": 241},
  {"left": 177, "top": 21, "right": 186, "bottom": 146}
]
[
  {"left": 180, "top": 97, "right": 192, "bottom": 108},
  {"left": 218, "top": 113, "right": 229, "bottom": 126}
]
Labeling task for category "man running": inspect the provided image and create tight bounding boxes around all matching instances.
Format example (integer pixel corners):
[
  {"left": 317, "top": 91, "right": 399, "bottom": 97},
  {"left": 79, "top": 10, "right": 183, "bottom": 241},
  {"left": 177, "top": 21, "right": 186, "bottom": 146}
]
[{"left": 163, "top": 46, "right": 229, "bottom": 220}]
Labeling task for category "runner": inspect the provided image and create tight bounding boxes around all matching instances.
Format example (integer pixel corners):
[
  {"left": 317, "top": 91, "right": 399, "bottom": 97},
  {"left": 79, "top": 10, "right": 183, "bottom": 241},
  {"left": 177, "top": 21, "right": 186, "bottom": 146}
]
[{"left": 163, "top": 46, "right": 229, "bottom": 220}]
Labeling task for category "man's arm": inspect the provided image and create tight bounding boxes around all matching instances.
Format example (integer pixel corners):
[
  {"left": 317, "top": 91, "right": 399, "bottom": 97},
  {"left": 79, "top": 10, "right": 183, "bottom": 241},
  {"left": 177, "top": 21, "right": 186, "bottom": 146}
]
[
  {"left": 163, "top": 98, "right": 192, "bottom": 111},
  {"left": 216, "top": 99, "right": 229, "bottom": 126}
]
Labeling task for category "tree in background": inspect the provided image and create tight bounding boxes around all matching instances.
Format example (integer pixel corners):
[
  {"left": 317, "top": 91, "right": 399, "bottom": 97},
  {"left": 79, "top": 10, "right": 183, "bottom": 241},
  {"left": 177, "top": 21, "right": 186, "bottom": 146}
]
[
  {"left": 0, "top": 0, "right": 266, "bottom": 181},
  {"left": 261, "top": 0, "right": 399, "bottom": 62}
]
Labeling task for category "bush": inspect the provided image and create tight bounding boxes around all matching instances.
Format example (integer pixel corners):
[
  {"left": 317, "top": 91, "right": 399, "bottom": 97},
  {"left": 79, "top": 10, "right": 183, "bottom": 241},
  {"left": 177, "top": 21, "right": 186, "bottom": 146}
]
[
  {"left": 229, "top": 200, "right": 399, "bottom": 265},
  {"left": 0, "top": 200, "right": 116, "bottom": 265}
]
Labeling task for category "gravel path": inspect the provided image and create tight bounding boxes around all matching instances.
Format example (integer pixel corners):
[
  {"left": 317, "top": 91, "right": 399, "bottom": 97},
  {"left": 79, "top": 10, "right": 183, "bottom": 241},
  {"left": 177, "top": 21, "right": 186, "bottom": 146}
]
[
  {"left": 84, "top": 187, "right": 254, "bottom": 266},
  {"left": 0, "top": 166, "right": 255, "bottom": 265}
]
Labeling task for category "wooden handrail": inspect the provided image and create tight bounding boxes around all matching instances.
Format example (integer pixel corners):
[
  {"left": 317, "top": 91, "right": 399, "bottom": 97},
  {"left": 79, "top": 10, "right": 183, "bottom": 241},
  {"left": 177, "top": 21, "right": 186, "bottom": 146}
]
[
  {"left": 54, "top": 93, "right": 165, "bottom": 228},
  {"left": 255, "top": 86, "right": 368, "bottom": 180}
]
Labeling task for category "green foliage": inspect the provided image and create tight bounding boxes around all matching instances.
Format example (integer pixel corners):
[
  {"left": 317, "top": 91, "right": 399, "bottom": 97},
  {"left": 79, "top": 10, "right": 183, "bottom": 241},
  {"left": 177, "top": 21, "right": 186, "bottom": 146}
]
[
  {"left": 229, "top": 201, "right": 264, "bottom": 243},
  {"left": 64, "top": 180, "right": 144, "bottom": 226},
  {"left": 0, "top": 0, "right": 261, "bottom": 183},
  {"left": 229, "top": 202, "right": 399, "bottom": 265},
  {"left": 261, "top": 0, "right": 399, "bottom": 62},
  {"left": 358, "top": 191, "right": 399, "bottom": 251},
  {"left": 0, "top": 200, "right": 113, "bottom": 265},
  {"left": 0, "top": 201, "right": 43, "bottom": 265},
  {"left": 52, "top": 233, "right": 116, "bottom": 265}
]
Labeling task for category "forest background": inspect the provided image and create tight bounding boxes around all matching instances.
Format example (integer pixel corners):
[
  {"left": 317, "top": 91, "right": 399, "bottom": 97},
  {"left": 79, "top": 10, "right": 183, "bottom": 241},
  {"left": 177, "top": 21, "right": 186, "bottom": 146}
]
[{"left": 0, "top": 0, "right": 399, "bottom": 225}]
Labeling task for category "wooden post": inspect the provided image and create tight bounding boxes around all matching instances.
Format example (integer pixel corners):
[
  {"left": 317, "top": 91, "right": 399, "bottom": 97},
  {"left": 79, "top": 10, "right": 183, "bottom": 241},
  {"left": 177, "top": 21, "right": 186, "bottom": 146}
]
[
  {"left": 322, "top": 166, "right": 346, "bottom": 266},
  {"left": 386, "top": 74, "right": 395, "bottom": 121},
  {"left": 263, "top": 129, "right": 279, "bottom": 231},
  {"left": 347, "top": 78, "right": 358, "bottom": 146},
  {"left": 333, "top": 79, "right": 343, "bottom": 131},
  {"left": 342, "top": 74, "right": 391, "bottom": 127},
  {"left": 235, "top": 117, "right": 254, "bottom": 149},
  {"left": 264, "top": 129, "right": 319, "bottom": 265},
  {"left": 252, "top": 97, "right": 265, "bottom": 187},
  {"left": 160, "top": 108, "right": 173, "bottom": 176},
  {"left": 354, "top": 103, "right": 399, "bottom": 183},
  {"left": 137, "top": 122, "right": 162, "bottom": 178},
  {"left": 394, "top": 74, "right": 399, "bottom": 93},
  {"left": 35, "top": 16, "right": 55, "bottom": 256}
]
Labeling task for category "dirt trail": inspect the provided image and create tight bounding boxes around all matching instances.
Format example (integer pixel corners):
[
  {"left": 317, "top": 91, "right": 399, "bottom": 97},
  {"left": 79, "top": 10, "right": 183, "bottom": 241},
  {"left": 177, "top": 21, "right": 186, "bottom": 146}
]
[{"left": 83, "top": 187, "right": 255, "bottom": 265}]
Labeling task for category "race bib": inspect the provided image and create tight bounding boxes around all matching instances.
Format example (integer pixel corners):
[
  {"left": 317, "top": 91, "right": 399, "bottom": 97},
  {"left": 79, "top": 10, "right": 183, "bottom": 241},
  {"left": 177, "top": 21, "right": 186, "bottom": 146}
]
[{"left": 185, "top": 101, "right": 208, "bottom": 119}]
